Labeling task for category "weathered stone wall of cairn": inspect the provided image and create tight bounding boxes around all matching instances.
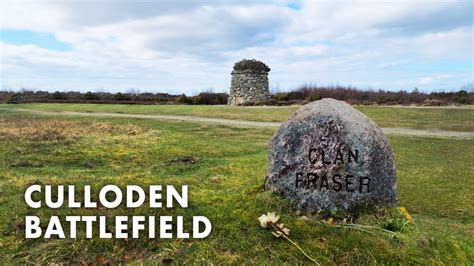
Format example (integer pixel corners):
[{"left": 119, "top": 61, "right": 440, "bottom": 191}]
[{"left": 227, "top": 59, "right": 271, "bottom": 105}]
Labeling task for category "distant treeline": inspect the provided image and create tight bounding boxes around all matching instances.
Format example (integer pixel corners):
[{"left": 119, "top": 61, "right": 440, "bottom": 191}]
[
  {"left": 0, "top": 90, "right": 228, "bottom": 105},
  {"left": 1, "top": 85, "right": 473, "bottom": 105},
  {"left": 272, "top": 85, "right": 473, "bottom": 105}
]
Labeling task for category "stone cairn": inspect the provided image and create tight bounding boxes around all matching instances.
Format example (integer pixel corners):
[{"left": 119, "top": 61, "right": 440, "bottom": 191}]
[{"left": 227, "top": 59, "right": 271, "bottom": 105}]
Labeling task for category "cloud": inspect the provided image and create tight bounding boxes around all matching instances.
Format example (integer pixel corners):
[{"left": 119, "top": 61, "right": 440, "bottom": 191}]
[{"left": 1, "top": 0, "right": 472, "bottom": 92}]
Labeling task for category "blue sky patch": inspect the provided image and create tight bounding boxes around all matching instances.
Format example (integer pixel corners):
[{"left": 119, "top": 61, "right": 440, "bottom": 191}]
[
  {"left": 0, "top": 29, "right": 72, "bottom": 51},
  {"left": 287, "top": 2, "right": 301, "bottom": 10}
]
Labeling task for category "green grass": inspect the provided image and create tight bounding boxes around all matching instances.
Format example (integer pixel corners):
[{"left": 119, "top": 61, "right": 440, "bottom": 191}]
[
  {"left": 2, "top": 103, "right": 474, "bottom": 131},
  {"left": 0, "top": 109, "right": 472, "bottom": 264}
]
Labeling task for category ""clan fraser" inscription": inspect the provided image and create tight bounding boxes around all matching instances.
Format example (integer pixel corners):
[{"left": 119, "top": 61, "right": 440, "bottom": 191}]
[
  {"left": 266, "top": 98, "right": 397, "bottom": 211},
  {"left": 295, "top": 147, "right": 370, "bottom": 192}
]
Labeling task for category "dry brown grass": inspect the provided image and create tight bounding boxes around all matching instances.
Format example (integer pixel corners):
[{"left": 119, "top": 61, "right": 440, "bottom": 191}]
[{"left": 0, "top": 117, "right": 149, "bottom": 142}]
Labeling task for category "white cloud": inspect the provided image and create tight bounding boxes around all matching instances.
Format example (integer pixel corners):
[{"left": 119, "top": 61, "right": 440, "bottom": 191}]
[
  {"left": 1, "top": 0, "right": 472, "bottom": 92},
  {"left": 418, "top": 74, "right": 453, "bottom": 85}
]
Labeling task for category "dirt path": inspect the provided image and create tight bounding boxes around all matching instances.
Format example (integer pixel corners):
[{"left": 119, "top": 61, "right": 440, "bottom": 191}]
[{"left": 2, "top": 108, "right": 473, "bottom": 138}]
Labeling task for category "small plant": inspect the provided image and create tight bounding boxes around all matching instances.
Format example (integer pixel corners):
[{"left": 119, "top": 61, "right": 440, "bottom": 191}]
[
  {"left": 302, "top": 207, "right": 415, "bottom": 237},
  {"left": 233, "top": 59, "right": 270, "bottom": 72},
  {"left": 382, "top": 207, "right": 413, "bottom": 232},
  {"left": 258, "top": 212, "right": 319, "bottom": 264}
]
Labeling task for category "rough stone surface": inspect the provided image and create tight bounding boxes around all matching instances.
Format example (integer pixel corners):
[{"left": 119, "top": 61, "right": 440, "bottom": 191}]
[
  {"left": 265, "top": 98, "right": 397, "bottom": 211},
  {"left": 227, "top": 61, "right": 270, "bottom": 106}
]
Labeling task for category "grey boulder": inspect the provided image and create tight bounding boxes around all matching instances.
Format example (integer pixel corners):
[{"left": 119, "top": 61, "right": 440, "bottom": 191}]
[{"left": 265, "top": 98, "right": 397, "bottom": 211}]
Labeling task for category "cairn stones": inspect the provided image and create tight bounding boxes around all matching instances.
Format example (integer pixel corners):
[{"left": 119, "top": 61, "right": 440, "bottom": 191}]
[
  {"left": 227, "top": 59, "right": 271, "bottom": 105},
  {"left": 265, "top": 98, "right": 397, "bottom": 211}
]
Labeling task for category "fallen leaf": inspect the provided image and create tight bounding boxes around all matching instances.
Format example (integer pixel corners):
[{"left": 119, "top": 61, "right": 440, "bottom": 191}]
[{"left": 95, "top": 255, "right": 106, "bottom": 265}]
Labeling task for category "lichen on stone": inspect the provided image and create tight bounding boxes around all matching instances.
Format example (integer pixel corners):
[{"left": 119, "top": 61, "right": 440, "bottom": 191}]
[{"left": 266, "top": 98, "right": 397, "bottom": 212}]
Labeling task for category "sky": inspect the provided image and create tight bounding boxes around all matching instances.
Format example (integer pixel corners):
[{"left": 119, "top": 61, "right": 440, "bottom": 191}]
[{"left": 0, "top": 0, "right": 473, "bottom": 94}]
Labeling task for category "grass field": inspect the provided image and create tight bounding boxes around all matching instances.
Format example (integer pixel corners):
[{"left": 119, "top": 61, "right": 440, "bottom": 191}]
[
  {"left": 0, "top": 105, "right": 473, "bottom": 264},
  {"left": 2, "top": 103, "right": 474, "bottom": 131}
]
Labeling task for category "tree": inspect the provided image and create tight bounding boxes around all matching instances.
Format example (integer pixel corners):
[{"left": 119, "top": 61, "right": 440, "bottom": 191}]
[{"left": 83, "top": 91, "right": 99, "bottom": 100}]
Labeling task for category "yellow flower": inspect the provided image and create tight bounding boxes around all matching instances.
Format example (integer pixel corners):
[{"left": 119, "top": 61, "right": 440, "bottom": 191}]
[
  {"left": 405, "top": 213, "right": 413, "bottom": 223},
  {"left": 399, "top": 207, "right": 413, "bottom": 223},
  {"left": 258, "top": 212, "right": 280, "bottom": 228},
  {"left": 327, "top": 217, "right": 334, "bottom": 224}
]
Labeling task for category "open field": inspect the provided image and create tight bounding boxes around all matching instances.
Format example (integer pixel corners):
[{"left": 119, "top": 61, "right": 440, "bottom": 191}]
[
  {"left": 0, "top": 105, "right": 473, "bottom": 264},
  {"left": 3, "top": 108, "right": 474, "bottom": 139},
  {"left": 2, "top": 103, "right": 474, "bottom": 132}
]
